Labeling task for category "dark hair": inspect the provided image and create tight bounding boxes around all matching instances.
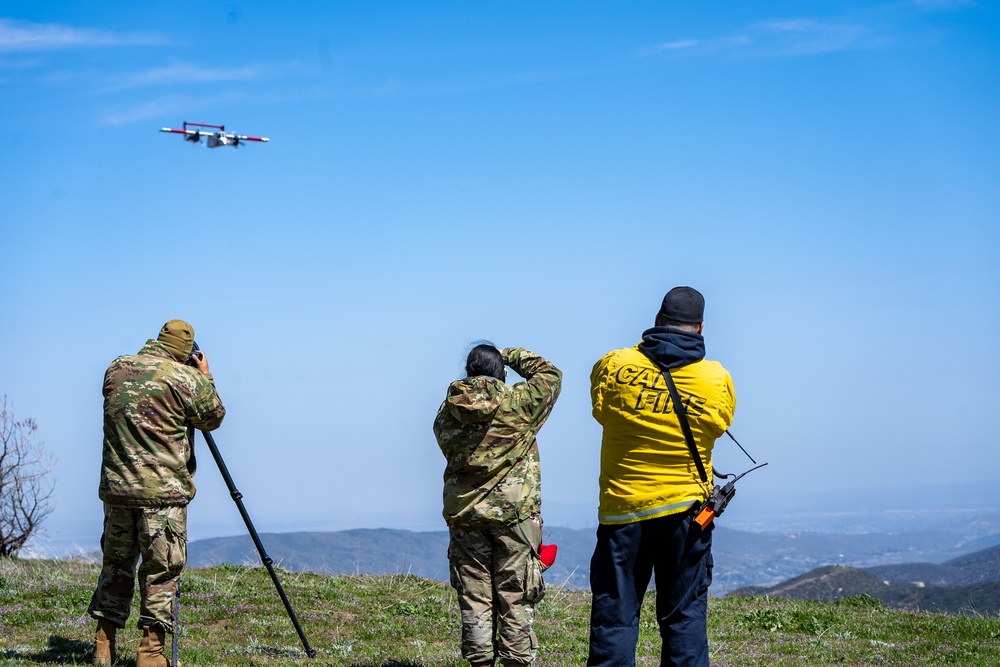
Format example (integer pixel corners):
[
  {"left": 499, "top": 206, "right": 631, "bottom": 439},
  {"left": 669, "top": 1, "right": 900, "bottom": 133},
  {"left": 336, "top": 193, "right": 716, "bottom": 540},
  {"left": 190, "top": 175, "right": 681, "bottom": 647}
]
[
  {"left": 466, "top": 343, "right": 505, "bottom": 380},
  {"left": 658, "top": 317, "right": 701, "bottom": 333}
]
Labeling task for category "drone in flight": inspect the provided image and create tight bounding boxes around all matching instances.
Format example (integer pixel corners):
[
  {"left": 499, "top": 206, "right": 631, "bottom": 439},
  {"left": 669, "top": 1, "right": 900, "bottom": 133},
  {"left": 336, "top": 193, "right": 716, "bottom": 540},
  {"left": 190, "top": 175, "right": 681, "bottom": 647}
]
[{"left": 159, "top": 121, "right": 269, "bottom": 149}]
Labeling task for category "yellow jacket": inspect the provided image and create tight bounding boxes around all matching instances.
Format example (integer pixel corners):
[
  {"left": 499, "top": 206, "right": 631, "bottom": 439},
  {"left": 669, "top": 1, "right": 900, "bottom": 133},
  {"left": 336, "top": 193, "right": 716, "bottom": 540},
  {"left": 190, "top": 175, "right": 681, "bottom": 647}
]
[{"left": 591, "top": 333, "right": 735, "bottom": 524}]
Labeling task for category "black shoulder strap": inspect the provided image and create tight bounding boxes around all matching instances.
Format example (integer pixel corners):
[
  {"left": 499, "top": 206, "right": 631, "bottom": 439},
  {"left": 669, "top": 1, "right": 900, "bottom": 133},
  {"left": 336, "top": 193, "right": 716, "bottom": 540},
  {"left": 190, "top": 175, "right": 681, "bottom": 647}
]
[{"left": 660, "top": 368, "right": 709, "bottom": 484}]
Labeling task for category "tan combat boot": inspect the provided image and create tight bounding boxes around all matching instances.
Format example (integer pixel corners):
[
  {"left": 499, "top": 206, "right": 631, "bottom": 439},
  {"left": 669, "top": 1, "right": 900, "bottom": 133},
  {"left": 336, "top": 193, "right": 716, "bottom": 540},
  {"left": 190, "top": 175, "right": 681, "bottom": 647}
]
[
  {"left": 93, "top": 618, "right": 117, "bottom": 665},
  {"left": 137, "top": 626, "right": 169, "bottom": 667}
]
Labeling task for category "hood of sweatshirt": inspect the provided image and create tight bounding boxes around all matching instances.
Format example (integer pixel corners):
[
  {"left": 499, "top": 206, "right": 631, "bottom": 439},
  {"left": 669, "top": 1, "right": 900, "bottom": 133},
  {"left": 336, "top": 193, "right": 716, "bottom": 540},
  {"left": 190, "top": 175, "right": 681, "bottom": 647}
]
[
  {"left": 443, "top": 375, "right": 507, "bottom": 425},
  {"left": 637, "top": 326, "right": 706, "bottom": 369}
]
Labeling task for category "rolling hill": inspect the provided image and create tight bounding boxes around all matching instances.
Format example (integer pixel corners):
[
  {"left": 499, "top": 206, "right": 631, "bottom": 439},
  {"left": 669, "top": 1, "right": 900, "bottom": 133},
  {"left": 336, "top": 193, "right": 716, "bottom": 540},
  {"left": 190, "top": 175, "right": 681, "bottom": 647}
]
[
  {"left": 865, "top": 544, "right": 1000, "bottom": 586},
  {"left": 728, "top": 543, "right": 1000, "bottom": 615}
]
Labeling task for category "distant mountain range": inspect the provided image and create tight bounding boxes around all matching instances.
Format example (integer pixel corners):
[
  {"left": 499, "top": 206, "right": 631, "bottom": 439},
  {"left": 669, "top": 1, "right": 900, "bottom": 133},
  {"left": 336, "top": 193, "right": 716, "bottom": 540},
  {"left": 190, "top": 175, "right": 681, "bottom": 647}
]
[
  {"left": 728, "top": 544, "right": 1000, "bottom": 615},
  {"left": 865, "top": 542, "right": 1000, "bottom": 586},
  {"left": 190, "top": 528, "right": 453, "bottom": 581},
  {"left": 187, "top": 524, "right": 1000, "bottom": 597}
]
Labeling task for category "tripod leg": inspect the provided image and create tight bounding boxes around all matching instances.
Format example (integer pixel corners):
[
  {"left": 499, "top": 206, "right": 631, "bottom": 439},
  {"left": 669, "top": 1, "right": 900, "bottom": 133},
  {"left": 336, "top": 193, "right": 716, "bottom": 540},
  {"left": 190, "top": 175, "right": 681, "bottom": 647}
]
[{"left": 172, "top": 579, "right": 180, "bottom": 667}]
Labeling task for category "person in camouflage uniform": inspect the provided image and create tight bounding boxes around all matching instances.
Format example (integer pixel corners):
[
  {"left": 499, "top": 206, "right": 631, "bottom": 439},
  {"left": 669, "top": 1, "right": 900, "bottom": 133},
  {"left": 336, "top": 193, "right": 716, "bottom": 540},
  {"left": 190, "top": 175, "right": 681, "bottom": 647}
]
[
  {"left": 434, "top": 344, "right": 562, "bottom": 667},
  {"left": 88, "top": 320, "right": 225, "bottom": 667}
]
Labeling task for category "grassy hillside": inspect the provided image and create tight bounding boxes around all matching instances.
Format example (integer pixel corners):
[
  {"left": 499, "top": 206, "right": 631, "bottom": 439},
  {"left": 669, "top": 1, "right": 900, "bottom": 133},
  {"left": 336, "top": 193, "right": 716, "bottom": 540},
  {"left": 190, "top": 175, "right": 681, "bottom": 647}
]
[{"left": 2, "top": 557, "right": 999, "bottom": 666}]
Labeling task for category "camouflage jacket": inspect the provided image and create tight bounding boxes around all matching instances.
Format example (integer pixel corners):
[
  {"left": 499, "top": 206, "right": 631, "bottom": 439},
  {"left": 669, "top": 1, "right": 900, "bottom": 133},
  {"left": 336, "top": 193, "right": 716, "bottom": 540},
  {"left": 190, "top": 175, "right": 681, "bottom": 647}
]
[
  {"left": 433, "top": 348, "right": 561, "bottom": 529},
  {"left": 99, "top": 339, "right": 226, "bottom": 507}
]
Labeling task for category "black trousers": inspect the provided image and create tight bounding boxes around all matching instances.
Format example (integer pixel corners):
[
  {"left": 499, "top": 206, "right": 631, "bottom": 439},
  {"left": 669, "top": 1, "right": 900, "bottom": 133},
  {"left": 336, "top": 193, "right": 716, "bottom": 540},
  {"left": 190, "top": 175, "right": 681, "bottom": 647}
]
[{"left": 587, "top": 510, "right": 713, "bottom": 667}]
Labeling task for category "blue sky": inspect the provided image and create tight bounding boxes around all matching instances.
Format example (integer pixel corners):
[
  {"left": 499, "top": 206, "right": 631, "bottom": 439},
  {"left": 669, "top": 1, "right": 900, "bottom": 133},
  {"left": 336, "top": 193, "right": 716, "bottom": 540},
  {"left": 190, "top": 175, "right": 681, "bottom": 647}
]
[{"left": 2, "top": 1, "right": 998, "bottom": 554}]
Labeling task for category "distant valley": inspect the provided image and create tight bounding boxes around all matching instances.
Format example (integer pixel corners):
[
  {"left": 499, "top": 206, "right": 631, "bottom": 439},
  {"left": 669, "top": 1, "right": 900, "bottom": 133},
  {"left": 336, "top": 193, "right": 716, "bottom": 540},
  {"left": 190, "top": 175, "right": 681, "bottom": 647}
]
[{"left": 187, "top": 521, "right": 1000, "bottom": 597}]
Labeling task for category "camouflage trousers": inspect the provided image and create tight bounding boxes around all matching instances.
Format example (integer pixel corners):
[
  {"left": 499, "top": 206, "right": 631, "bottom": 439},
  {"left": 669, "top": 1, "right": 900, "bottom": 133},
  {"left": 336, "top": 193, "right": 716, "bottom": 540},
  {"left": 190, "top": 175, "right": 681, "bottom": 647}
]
[
  {"left": 88, "top": 503, "right": 187, "bottom": 632},
  {"left": 448, "top": 515, "right": 546, "bottom": 665}
]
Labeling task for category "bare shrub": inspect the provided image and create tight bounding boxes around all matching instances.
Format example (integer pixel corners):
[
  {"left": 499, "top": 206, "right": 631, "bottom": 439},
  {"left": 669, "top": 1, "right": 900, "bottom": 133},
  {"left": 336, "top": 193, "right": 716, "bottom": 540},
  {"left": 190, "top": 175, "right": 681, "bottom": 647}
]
[{"left": 0, "top": 396, "right": 56, "bottom": 557}]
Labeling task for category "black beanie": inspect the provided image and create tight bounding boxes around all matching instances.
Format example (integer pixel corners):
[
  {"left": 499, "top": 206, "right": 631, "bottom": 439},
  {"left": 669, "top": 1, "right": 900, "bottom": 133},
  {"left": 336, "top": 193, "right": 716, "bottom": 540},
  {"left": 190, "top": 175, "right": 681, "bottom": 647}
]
[{"left": 658, "top": 286, "right": 705, "bottom": 323}]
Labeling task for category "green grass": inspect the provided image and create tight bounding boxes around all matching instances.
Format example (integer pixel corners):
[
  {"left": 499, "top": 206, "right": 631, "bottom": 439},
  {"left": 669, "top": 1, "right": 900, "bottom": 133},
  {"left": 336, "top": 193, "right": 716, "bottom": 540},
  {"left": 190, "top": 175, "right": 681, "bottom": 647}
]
[{"left": 2, "top": 558, "right": 999, "bottom": 666}]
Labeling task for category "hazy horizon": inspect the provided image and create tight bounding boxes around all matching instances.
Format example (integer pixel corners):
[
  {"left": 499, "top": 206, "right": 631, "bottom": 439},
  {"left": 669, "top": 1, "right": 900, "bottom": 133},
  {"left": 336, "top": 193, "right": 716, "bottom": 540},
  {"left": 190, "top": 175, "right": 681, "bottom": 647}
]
[{"left": 25, "top": 476, "right": 1000, "bottom": 560}]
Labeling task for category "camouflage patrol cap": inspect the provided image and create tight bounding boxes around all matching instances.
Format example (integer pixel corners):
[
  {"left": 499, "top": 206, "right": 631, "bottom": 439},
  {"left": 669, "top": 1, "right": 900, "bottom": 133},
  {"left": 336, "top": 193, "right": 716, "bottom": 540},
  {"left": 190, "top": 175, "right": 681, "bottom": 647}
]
[{"left": 158, "top": 319, "right": 195, "bottom": 361}]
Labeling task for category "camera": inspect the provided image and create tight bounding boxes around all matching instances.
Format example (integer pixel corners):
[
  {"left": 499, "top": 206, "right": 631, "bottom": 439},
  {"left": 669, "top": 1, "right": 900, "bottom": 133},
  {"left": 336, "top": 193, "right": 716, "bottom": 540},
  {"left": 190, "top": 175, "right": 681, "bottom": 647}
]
[{"left": 186, "top": 341, "right": 204, "bottom": 367}]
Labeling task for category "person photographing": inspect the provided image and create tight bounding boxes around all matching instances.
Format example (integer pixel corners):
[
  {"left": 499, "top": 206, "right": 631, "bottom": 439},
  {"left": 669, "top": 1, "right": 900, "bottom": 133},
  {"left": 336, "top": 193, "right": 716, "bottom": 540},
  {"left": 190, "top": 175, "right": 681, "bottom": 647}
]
[
  {"left": 89, "top": 320, "right": 225, "bottom": 667},
  {"left": 434, "top": 344, "right": 561, "bottom": 667}
]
